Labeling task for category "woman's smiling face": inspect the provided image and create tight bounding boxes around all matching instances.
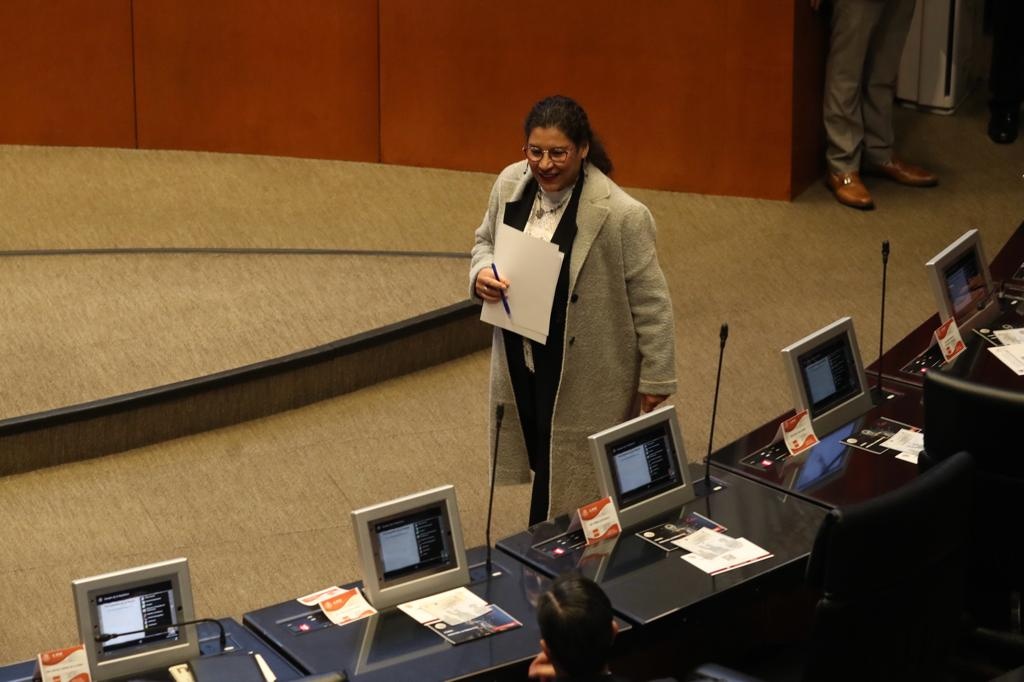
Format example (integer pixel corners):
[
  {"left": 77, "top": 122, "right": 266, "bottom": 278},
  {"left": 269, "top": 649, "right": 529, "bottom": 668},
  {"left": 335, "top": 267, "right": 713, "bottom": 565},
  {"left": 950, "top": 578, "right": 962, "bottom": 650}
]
[{"left": 525, "top": 126, "right": 588, "bottom": 193}]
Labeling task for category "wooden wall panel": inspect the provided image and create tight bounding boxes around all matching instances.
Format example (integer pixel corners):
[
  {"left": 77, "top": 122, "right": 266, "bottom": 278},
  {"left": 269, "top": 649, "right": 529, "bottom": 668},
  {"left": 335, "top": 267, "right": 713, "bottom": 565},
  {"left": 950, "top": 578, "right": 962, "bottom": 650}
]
[
  {"left": 133, "top": 0, "right": 379, "bottom": 161},
  {"left": 380, "top": 0, "right": 798, "bottom": 199},
  {"left": 791, "top": 2, "right": 829, "bottom": 198},
  {"left": 0, "top": 1, "right": 135, "bottom": 148}
]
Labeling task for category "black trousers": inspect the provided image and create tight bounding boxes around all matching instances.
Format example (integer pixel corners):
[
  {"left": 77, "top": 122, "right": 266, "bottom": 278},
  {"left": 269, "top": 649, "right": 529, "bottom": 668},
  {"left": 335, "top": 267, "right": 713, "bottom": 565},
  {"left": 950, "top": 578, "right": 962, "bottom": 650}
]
[
  {"left": 989, "top": 0, "right": 1024, "bottom": 112},
  {"left": 519, "top": 337, "right": 563, "bottom": 527}
]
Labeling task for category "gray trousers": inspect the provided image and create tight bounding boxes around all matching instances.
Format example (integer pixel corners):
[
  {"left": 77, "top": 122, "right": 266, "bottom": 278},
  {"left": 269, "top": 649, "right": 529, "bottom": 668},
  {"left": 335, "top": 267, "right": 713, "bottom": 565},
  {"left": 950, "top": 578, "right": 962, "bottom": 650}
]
[{"left": 824, "top": 0, "right": 916, "bottom": 174}]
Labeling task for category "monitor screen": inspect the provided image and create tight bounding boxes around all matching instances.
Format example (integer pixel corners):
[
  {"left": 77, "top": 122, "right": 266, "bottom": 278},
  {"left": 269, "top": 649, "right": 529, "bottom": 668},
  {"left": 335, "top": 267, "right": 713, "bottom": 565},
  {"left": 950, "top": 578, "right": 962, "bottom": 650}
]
[
  {"left": 95, "top": 580, "right": 179, "bottom": 654},
  {"left": 607, "top": 422, "right": 682, "bottom": 510},
  {"left": 798, "top": 334, "right": 861, "bottom": 418},
  {"left": 926, "top": 229, "right": 994, "bottom": 328},
  {"left": 781, "top": 317, "right": 873, "bottom": 437},
  {"left": 588, "top": 404, "right": 693, "bottom": 530},
  {"left": 942, "top": 249, "right": 987, "bottom": 324},
  {"left": 352, "top": 484, "right": 469, "bottom": 609},
  {"left": 73, "top": 557, "right": 198, "bottom": 681},
  {"left": 372, "top": 503, "right": 454, "bottom": 586}
]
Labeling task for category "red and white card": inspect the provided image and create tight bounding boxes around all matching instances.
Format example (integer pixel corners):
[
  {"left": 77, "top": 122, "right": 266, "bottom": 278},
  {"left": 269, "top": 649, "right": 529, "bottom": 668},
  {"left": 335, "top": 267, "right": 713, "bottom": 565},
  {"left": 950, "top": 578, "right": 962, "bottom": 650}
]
[
  {"left": 37, "top": 644, "right": 91, "bottom": 682},
  {"left": 935, "top": 318, "right": 966, "bottom": 363},
  {"left": 778, "top": 409, "right": 819, "bottom": 456},
  {"left": 318, "top": 587, "right": 377, "bottom": 626},
  {"left": 577, "top": 496, "right": 621, "bottom": 545}
]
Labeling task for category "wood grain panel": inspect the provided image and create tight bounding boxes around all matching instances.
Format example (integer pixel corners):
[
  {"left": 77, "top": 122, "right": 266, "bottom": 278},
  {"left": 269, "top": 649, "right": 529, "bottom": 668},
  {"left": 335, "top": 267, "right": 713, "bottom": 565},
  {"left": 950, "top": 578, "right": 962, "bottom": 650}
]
[
  {"left": 381, "top": 0, "right": 798, "bottom": 199},
  {"left": 133, "top": 0, "right": 379, "bottom": 161},
  {"left": 791, "top": 1, "right": 830, "bottom": 198},
  {"left": 0, "top": 1, "right": 135, "bottom": 148}
]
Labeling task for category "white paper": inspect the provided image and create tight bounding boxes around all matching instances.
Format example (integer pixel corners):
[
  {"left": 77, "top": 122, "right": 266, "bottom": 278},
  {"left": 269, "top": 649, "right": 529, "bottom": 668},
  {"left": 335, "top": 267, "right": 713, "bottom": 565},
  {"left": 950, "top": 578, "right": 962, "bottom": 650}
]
[
  {"left": 674, "top": 529, "right": 773, "bottom": 575},
  {"left": 879, "top": 429, "right": 925, "bottom": 459},
  {"left": 397, "top": 587, "right": 491, "bottom": 626},
  {"left": 895, "top": 451, "right": 919, "bottom": 464},
  {"left": 480, "top": 223, "right": 565, "bottom": 343},
  {"left": 989, "top": 344, "right": 1024, "bottom": 376},
  {"left": 297, "top": 585, "right": 346, "bottom": 606},
  {"left": 993, "top": 328, "right": 1024, "bottom": 346}
]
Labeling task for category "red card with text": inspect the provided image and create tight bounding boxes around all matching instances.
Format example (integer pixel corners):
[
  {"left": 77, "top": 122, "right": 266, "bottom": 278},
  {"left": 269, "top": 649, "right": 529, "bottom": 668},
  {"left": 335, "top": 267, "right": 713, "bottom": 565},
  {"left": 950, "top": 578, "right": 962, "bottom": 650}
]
[{"left": 578, "top": 496, "right": 621, "bottom": 545}]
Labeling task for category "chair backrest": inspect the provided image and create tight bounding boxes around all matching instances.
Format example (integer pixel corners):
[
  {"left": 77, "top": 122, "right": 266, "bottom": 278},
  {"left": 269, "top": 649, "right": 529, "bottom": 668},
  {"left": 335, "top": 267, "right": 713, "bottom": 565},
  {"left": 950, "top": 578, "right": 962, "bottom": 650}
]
[
  {"left": 922, "top": 369, "right": 1024, "bottom": 477},
  {"left": 921, "top": 369, "right": 1024, "bottom": 613},
  {"left": 802, "top": 450, "right": 974, "bottom": 682}
]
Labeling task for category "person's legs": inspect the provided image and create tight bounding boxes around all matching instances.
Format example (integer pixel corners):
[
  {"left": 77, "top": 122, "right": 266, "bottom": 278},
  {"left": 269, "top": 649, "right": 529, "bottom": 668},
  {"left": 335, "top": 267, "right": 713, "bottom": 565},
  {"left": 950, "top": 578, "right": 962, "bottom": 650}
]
[
  {"left": 527, "top": 340, "right": 560, "bottom": 527},
  {"left": 824, "top": 0, "right": 887, "bottom": 174},
  {"left": 988, "top": 0, "right": 1024, "bottom": 143},
  {"left": 861, "top": 0, "right": 916, "bottom": 166}
]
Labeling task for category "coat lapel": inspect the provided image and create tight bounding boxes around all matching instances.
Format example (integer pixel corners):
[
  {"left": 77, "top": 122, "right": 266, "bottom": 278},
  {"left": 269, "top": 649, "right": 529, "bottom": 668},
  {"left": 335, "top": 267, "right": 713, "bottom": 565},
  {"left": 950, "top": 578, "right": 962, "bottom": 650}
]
[{"left": 569, "top": 167, "right": 611, "bottom": 293}]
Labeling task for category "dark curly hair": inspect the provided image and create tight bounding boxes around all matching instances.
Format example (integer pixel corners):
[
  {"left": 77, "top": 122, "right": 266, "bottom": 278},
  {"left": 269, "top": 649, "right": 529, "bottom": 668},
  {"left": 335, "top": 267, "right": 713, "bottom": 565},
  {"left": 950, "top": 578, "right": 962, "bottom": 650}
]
[{"left": 524, "top": 95, "right": 613, "bottom": 175}]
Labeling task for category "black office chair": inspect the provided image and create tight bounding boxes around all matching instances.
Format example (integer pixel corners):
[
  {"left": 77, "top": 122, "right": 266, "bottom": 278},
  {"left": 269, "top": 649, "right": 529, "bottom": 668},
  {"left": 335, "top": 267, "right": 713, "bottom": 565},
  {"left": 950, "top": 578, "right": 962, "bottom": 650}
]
[
  {"left": 921, "top": 370, "right": 1024, "bottom": 635},
  {"left": 800, "top": 449, "right": 974, "bottom": 681}
]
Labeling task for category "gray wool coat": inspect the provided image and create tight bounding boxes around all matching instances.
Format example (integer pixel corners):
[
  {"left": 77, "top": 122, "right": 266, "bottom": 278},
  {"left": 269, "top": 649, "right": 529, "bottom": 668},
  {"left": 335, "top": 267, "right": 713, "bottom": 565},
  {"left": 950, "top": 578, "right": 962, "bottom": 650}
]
[{"left": 469, "top": 160, "right": 677, "bottom": 518}]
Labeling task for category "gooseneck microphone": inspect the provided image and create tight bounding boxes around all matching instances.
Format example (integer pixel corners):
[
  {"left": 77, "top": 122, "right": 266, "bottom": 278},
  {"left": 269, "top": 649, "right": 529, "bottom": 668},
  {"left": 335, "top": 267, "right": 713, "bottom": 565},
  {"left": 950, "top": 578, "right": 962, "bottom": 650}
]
[
  {"left": 699, "top": 323, "right": 729, "bottom": 496},
  {"left": 876, "top": 240, "right": 890, "bottom": 401},
  {"left": 95, "top": 617, "right": 227, "bottom": 654},
  {"left": 484, "top": 403, "right": 504, "bottom": 577}
]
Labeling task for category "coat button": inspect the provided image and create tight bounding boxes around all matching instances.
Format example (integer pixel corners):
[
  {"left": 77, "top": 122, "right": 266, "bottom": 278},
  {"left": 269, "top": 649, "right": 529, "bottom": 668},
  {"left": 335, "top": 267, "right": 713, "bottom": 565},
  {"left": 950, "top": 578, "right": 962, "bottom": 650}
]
[
  {"left": 570, "top": 293, "right": 579, "bottom": 303},
  {"left": 568, "top": 336, "right": 576, "bottom": 346}
]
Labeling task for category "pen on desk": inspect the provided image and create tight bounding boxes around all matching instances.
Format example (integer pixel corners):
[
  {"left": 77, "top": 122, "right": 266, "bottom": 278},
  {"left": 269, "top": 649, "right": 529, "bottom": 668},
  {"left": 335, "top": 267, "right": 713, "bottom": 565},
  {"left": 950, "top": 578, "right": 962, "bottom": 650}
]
[{"left": 491, "top": 263, "right": 511, "bottom": 316}]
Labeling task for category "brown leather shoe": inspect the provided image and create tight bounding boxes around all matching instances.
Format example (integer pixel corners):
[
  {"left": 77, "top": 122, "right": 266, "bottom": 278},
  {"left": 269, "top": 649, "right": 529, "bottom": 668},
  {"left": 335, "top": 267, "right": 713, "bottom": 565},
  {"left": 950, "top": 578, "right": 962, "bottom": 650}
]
[
  {"left": 863, "top": 158, "right": 938, "bottom": 187},
  {"left": 827, "top": 171, "right": 874, "bottom": 210}
]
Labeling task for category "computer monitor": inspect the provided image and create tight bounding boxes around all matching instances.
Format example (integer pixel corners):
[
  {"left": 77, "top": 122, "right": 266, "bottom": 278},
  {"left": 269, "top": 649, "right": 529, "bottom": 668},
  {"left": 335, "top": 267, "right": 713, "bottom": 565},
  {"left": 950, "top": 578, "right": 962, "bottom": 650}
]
[
  {"left": 588, "top": 403, "right": 693, "bottom": 530},
  {"left": 781, "top": 317, "right": 874, "bottom": 437},
  {"left": 72, "top": 557, "right": 199, "bottom": 681},
  {"left": 926, "top": 229, "right": 994, "bottom": 329},
  {"left": 352, "top": 484, "right": 469, "bottom": 609}
]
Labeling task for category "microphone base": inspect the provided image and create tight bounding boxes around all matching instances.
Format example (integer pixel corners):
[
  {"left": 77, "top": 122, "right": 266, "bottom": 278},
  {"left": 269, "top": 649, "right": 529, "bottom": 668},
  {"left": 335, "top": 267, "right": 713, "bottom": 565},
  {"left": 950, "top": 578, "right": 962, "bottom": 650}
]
[
  {"left": 870, "top": 385, "right": 898, "bottom": 405},
  {"left": 469, "top": 559, "right": 504, "bottom": 584},
  {"left": 694, "top": 475, "right": 727, "bottom": 497}
]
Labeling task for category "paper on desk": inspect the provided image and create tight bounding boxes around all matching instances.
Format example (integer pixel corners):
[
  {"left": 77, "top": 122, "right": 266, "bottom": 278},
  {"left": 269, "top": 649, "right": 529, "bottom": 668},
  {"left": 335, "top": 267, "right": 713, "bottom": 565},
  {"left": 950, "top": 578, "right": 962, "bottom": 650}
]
[
  {"left": 398, "top": 587, "right": 491, "bottom": 625},
  {"left": 880, "top": 428, "right": 925, "bottom": 463},
  {"left": 480, "top": 223, "right": 564, "bottom": 344},
  {"left": 296, "top": 585, "right": 346, "bottom": 606},
  {"left": 674, "top": 528, "right": 773, "bottom": 576},
  {"left": 993, "top": 328, "right": 1024, "bottom": 346},
  {"left": 989, "top": 343, "right": 1024, "bottom": 376}
]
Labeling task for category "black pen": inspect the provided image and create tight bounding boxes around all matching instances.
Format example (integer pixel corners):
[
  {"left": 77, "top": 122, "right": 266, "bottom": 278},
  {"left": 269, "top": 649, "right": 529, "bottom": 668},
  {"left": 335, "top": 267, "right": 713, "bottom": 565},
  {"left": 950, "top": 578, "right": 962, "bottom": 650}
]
[{"left": 491, "top": 263, "right": 511, "bottom": 316}]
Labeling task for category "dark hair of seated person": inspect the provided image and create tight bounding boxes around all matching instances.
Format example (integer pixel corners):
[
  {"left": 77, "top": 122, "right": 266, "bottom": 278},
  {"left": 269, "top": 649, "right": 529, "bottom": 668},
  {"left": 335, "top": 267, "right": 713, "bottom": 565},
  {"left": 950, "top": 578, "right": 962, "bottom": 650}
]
[{"left": 537, "top": 573, "right": 616, "bottom": 678}]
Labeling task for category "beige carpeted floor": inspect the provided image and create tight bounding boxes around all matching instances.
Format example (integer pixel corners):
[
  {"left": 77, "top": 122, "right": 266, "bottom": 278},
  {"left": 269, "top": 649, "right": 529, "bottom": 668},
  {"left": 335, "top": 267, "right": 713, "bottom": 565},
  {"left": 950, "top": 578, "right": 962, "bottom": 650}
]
[{"left": 0, "top": 88, "right": 1021, "bottom": 663}]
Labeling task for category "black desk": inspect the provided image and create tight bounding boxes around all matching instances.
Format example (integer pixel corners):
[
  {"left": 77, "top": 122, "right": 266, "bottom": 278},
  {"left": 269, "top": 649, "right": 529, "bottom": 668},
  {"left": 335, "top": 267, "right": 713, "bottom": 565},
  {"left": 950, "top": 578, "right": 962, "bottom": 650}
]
[
  {"left": 243, "top": 547, "right": 590, "bottom": 681},
  {"left": 496, "top": 468, "right": 826, "bottom": 627},
  {"left": 0, "top": 618, "right": 302, "bottom": 682},
  {"left": 711, "top": 392, "right": 923, "bottom": 509},
  {"left": 870, "top": 223, "right": 1024, "bottom": 393}
]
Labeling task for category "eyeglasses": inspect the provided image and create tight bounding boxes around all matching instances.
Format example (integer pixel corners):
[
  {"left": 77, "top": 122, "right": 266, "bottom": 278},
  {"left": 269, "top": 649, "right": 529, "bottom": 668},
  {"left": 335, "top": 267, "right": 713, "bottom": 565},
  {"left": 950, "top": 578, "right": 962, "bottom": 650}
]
[{"left": 523, "top": 144, "right": 575, "bottom": 164}]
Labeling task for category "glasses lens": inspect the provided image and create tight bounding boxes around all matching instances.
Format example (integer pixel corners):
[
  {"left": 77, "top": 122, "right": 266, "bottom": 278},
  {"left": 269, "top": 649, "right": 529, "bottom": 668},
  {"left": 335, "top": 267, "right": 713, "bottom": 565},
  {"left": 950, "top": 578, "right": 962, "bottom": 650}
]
[{"left": 525, "top": 146, "right": 571, "bottom": 163}]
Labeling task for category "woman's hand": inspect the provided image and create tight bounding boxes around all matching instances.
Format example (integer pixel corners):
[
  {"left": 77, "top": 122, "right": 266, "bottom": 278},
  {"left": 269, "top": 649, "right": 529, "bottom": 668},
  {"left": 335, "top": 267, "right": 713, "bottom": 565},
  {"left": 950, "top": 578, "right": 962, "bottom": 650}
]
[
  {"left": 475, "top": 267, "right": 509, "bottom": 303},
  {"left": 527, "top": 651, "right": 555, "bottom": 681},
  {"left": 639, "top": 393, "right": 668, "bottom": 414}
]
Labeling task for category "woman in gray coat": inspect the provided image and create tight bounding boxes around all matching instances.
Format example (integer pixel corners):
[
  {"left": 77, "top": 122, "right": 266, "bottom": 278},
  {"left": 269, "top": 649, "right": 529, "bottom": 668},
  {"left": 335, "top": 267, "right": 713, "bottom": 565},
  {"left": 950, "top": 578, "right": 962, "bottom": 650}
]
[{"left": 471, "top": 96, "right": 677, "bottom": 525}]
